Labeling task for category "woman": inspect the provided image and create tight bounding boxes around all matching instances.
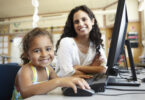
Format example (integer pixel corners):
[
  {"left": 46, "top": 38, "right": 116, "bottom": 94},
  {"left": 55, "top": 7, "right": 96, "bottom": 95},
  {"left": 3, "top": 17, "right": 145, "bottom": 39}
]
[{"left": 55, "top": 5, "right": 107, "bottom": 78}]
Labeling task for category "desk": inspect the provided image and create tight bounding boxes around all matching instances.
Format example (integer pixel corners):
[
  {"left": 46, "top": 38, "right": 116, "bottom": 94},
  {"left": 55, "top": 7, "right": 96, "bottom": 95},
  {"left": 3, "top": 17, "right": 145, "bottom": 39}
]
[
  {"left": 25, "top": 84, "right": 145, "bottom": 100},
  {"left": 25, "top": 73, "right": 145, "bottom": 100}
]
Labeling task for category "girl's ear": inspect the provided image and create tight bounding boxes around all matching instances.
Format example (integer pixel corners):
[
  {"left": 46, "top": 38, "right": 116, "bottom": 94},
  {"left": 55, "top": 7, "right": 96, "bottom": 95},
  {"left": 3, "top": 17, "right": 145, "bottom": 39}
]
[{"left": 24, "top": 53, "right": 30, "bottom": 60}]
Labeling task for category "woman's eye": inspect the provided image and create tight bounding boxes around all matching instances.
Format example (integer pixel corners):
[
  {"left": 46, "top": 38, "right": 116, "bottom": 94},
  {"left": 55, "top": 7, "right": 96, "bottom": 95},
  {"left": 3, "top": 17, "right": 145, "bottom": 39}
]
[
  {"left": 74, "top": 20, "right": 79, "bottom": 24},
  {"left": 82, "top": 18, "right": 87, "bottom": 21}
]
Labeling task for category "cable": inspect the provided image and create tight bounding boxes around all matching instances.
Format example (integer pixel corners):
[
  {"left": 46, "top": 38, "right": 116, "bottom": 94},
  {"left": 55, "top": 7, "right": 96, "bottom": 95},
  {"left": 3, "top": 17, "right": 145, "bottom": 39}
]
[
  {"left": 96, "top": 92, "right": 145, "bottom": 96},
  {"left": 118, "top": 72, "right": 133, "bottom": 80},
  {"left": 106, "top": 87, "right": 145, "bottom": 91}
]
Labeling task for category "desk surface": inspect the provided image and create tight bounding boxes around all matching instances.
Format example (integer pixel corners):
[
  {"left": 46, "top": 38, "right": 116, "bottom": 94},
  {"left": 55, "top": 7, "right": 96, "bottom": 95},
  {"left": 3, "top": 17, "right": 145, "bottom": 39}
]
[
  {"left": 26, "top": 85, "right": 145, "bottom": 100},
  {"left": 25, "top": 72, "right": 145, "bottom": 100}
]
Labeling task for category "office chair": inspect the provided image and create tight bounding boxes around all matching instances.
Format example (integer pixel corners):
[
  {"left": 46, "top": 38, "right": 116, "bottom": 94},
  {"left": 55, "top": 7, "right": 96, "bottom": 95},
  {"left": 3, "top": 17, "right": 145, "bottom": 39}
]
[{"left": 0, "top": 63, "right": 20, "bottom": 100}]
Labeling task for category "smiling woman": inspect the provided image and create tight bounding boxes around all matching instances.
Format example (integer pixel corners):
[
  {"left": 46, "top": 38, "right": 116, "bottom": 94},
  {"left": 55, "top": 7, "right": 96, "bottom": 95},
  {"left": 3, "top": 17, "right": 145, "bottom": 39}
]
[{"left": 55, "top": 5, "right": 107, "bottom": 78}]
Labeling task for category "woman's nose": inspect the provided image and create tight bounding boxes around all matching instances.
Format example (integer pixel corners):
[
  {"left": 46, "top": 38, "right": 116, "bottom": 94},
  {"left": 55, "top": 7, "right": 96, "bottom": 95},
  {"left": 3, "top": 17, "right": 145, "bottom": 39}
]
[{"left": 79, "top": 20, "right": 83, "bottom": 26}]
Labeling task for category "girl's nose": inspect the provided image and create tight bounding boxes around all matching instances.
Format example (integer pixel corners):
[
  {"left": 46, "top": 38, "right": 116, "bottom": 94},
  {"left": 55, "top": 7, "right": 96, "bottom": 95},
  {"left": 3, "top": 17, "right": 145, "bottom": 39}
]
[{"left": 41, "top": 50, "right": 48, "bottom": 57}]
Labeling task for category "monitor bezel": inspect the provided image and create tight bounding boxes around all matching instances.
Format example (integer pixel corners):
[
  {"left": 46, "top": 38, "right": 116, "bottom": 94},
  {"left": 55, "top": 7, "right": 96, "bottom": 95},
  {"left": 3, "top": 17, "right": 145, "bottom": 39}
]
[{"left": 106, "top": 0, "right": 128, "bottom": 76}]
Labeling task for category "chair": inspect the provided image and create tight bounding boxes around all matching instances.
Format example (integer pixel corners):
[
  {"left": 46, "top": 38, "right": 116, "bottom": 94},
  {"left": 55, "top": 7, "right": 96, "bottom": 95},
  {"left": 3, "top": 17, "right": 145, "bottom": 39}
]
[{"left": 0, "top": 63, "right": 20, "bottom": 100}]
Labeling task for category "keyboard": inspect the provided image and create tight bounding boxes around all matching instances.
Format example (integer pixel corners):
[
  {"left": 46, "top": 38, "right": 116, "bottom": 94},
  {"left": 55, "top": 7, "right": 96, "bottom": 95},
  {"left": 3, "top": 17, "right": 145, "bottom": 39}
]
[
  {"left": 85, "top": 74, "right": 105, "bottom": 84},
  {"left": 107, "top": 76, "right": 140, "bottom": 86},
  {"left": 85, "top": 74, "right": 107, "bottom": 92}
]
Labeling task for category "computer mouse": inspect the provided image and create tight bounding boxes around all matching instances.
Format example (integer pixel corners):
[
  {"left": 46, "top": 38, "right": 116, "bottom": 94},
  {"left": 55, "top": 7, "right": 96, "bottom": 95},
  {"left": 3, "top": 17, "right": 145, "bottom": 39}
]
[
  {"left": 62, "top": 87, "right": 95, "bottom": 96},
  {"left": 141, "top": 78, "right": 145, "bottom": 83}
]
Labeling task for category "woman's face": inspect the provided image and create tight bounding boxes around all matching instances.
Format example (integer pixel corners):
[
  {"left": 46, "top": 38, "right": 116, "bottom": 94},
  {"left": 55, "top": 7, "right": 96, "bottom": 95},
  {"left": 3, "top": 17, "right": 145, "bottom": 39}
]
[{"left": 73, "top": 10, "right": 94, "bottom": 38}]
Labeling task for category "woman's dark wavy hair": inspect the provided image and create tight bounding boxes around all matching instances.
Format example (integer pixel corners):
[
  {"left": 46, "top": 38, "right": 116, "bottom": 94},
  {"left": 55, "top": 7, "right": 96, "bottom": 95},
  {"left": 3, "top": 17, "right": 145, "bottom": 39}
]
[
  {"left": 21, "top": 28, "right": 53, "bottom": 64},
  {"left": 56, "top": 5, "right": 103, "bottom": 54}
]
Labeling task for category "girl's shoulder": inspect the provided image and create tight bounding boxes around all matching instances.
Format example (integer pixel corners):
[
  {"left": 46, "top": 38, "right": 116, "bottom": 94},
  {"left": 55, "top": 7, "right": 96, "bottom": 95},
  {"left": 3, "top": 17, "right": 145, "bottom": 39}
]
[
  {"left": 19, "top": 63, "right": 33, "bottom": 73},
  {"left": 17, "top": 63, "right": 33, "bottom": 80},
  {"left": 46, "top": 65, "right": 53, "bottom": 71},
  {"left": 22, "top": 63, "right": 32, "bottom": 68}
]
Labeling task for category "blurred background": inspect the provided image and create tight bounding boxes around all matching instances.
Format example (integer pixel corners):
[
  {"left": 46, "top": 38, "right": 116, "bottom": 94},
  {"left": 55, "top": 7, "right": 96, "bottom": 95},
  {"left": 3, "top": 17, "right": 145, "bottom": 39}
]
[{"left": 0, "top": 0, "right": 144, "bottom": 66}]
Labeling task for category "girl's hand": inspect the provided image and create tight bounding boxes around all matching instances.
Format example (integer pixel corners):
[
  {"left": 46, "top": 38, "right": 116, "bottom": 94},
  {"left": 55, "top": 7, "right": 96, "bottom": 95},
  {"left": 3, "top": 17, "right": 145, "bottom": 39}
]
[{"left": 57, "top": 77, "right": 90, "bottom": 93}]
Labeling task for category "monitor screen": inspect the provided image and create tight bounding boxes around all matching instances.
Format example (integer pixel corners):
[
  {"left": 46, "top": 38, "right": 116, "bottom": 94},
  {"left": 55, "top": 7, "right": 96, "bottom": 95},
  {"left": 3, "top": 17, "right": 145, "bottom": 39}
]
[{"left": 106, "top": 0, "right": 128, "bottom": 76}]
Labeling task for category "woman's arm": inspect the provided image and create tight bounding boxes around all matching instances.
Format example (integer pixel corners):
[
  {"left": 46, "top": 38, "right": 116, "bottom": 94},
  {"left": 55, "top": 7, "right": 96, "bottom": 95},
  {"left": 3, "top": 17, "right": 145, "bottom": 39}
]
[
  {"left": 74, "top": 65, "right": 106, "bottom": 74},
  {"left": 56, "top": 38, "right": 77, "bottom": 77},
  {"left": 72, "top": 69, "right": 93, "bottom": 79},
  {"left": 74, "top": 51, "right": 107, "bottom": 75}
]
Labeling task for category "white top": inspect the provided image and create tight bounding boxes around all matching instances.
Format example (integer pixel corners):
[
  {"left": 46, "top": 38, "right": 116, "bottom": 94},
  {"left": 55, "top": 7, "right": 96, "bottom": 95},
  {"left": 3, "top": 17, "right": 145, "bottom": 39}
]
[{"left": 55, "top": 37, "right": 107, "bottom": 77}]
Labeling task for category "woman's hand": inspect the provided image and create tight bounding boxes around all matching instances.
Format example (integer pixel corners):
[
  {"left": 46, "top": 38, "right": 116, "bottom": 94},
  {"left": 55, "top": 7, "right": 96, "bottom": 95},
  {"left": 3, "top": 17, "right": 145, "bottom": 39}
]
[
  {"left": 56, "top": 77, "right": 90, "bottom": 93},
  {"left": 91, "top": 55, "right": 104, "bottom": 66},
  {"left": 73, "top": 74, "right": 93, "bottom": 79}
]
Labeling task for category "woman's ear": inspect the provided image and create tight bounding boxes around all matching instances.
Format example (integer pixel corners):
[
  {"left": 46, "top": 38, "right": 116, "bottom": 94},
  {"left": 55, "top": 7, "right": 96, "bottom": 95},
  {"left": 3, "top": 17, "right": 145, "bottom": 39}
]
[{"left": 91, "top": 18, "right": 95, "bottom": 26}]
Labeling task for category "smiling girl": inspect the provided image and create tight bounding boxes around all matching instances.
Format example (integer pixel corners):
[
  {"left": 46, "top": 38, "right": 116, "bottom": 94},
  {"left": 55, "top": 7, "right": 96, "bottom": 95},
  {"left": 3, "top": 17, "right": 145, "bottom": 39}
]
[{"left": 12, "top": 28, "right": 90, "bottom": 99}]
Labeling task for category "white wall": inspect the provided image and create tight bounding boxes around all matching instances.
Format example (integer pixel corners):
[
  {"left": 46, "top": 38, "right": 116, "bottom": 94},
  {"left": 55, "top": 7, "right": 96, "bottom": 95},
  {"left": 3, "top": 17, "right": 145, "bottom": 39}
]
[
  {"left": 126, "top": 0, "right": 139, "bottom": 22},
  {"left": 9, "top": 15, "right": 68, "bottom": 33},
  {"left": 9, "top": 13, "right": 104, "bottom": 32},
  {"left": 10, "top": 37, "right": 22, "bottom": 63},
  {"left": 106, "top": 0, "right": 139, "bottom": 27}
]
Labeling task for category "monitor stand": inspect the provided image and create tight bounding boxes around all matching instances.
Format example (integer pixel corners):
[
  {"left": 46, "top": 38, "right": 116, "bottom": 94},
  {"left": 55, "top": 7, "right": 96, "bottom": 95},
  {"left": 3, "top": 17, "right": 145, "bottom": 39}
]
[
  {"left": 107, "top": 40, "right": 140, "bottom": 86},
  {"left": 107, "top": 76, "right": 140, "bottom": 86},
  {"left": 118, "top": 47, "right": 129, "bottom": 73}
]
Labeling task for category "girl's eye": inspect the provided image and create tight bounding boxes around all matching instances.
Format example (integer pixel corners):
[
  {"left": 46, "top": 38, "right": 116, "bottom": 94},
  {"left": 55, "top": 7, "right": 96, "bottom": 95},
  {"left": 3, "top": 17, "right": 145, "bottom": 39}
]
[
  {"left": 33, "top": 49, "right": 40, "bottom": 53},
  {"left": 46, "top": 47, "right": 51, "bottom": 51}
]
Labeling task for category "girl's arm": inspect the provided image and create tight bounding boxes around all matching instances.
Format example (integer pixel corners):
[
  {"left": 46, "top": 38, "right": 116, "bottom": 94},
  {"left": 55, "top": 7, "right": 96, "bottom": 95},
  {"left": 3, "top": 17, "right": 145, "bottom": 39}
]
[
  {"left": 48, "top": 66, "right": 59, "bottom": 79},
  {"left": 17, "top": 65, "right": 90, "bottom": 99}
]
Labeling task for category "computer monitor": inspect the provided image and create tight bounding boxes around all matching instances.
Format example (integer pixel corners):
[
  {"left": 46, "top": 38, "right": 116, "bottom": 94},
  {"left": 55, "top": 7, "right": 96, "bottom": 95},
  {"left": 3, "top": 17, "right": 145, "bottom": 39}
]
[
  {"left": 106, "top": 0, "right": 128, "bottom": 76},
  {"left": 106, "top": 0, "right": 140, "bottom": 86}
]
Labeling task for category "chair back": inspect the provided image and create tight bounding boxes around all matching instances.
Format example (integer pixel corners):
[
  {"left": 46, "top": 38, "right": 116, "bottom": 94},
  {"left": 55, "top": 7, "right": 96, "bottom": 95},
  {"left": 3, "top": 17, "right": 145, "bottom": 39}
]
[{"left": 0, "top": 63, "right": 20, "bottom": 100}]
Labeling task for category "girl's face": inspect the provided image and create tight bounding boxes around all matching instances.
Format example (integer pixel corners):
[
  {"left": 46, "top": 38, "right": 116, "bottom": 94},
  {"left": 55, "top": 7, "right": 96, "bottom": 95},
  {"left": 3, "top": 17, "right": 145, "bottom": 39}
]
[
  {"left": 27, "top": 35, "right": 54, "bottom": 68},
  {"left": 73, "top": 10, "right": 94, "bottom": 38}
]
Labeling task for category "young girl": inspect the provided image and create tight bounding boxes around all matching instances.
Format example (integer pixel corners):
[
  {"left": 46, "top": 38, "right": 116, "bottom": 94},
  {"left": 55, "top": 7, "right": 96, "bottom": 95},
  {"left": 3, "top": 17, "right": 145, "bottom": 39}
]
[
  {"left": 55, "top": 5, "right": 107, "bottom": 78},
  {"left": 12, "top": 28, "right": 90, "bottom": 99}
]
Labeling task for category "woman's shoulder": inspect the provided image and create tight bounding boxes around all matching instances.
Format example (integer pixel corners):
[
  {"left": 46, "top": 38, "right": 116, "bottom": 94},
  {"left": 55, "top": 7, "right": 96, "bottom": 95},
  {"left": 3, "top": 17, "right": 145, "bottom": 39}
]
[
  {"left": 60, "top": 37, "right": 75, "bottom": 45},
  {"left": 61, "top": 37, "right": 74, "bottom": 42},
  {"left": 99, "top": 45, "right": 105, "bottom": 51}
]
